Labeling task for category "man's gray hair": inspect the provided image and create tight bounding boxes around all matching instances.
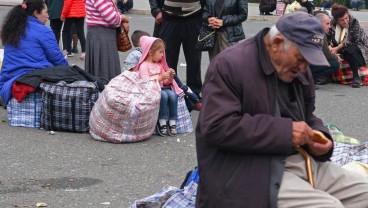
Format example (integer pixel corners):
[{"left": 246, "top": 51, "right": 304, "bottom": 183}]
[
  {"left": 269, "top": 25, "right": 293, "bottom": 50},
  {"left": 315, "top": 12, "right": 328, "bottom": 22}
]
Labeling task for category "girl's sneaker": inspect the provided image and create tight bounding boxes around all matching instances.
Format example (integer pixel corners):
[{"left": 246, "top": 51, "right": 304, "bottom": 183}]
[
  {"left": 156, "top": 123, "right": 168, "bottom": 136},
  {"left": 168, "top": 125, "right": 177, "bottom": 136}
]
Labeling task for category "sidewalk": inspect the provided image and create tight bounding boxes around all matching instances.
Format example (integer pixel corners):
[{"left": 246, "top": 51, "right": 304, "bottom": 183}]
[{"left": 0, "top": 0, "right": 366, "bottom": 24}]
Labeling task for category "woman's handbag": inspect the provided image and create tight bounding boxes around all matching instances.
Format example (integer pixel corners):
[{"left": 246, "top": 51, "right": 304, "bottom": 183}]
[
  {"left": 116, "top": 24, "right": 132, "bottom": 52},
  {"left": 195, "top": 23, "right": 216, "bottom": 51}
]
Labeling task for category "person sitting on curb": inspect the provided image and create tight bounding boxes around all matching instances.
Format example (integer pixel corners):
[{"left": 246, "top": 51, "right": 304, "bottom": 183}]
[{"left": 310, "top": 12, "right": 342, "bottom": 88}]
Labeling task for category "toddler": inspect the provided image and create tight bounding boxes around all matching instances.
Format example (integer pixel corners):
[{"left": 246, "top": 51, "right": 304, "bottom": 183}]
[
  {"left": 123, "top": 30, "right": 150, "bottom": 71},
  {"left": 134, "top": 36, "right": 183, "bottom": 136}
]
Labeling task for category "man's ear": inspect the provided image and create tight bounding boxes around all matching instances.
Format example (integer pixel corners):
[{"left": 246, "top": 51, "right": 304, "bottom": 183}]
[{"left": 271, "top": 35, "right": 284, "bottom": 52}]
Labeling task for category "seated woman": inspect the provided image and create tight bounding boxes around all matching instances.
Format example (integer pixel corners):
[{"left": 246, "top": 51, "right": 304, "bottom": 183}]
[
  {"left": 0, "top": 0, "right": 68, "bottom": 105},
  {"left": 327, "top": 4, "right": 368, "bottom": 88}
]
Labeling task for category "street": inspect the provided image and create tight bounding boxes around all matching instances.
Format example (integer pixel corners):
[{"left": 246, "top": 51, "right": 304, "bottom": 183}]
[{"left": 1, "top": 5, "right": 368, "bottom": 208}]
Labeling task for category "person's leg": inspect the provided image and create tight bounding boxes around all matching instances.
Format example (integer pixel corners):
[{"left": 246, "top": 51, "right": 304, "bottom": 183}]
[
  {"left": 159, "top": 90, "right": 169, "bottom": 119},
  {"left": 182, "top": 13, "right": 203, "bottom": 96},
  {"left": 166, "top": 89, "right": 178, "bottom": 135},
  {"left": 62, "top": 18, "right": 74, "bottom": 55},
  {"left": 50, "top": 19, "right": 63, "bottom": 44},
  {"left": 123, "top": 0, "right": 133, "bottom": 12},
  {"left": 159, "top": 15, "right": 182, "bottom": 82},
  {"left": 158, "top": 90, "right": 169, "bottom": 135},
  {"left": 74, "top": 17, "right": 86, "bottom": 58},
  {"left": 344, "top": 45, "right": 365, "bottom": 88},
  {"left": 315, "top": 159, "right": 368, "bottom": 207},
  {"left": 279, "top": 154, "right": 344, "bottom": 207},
  {"left": 71, "top": 23, "right": 78, "bottom": 53},
  {"left": 278, "top": 153, "right": 368, "bottom": 207},
  {"left": 166, "top": 89, "right": 178, "bottom": 121}
]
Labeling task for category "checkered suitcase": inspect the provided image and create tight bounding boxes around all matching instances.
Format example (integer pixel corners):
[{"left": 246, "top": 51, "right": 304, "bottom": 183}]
[
  {"left": 7, "top": 91, "right": 42, "bottom": 128},
  {"left": 39, "top": 81, "right": 99, "bottom": 133}
]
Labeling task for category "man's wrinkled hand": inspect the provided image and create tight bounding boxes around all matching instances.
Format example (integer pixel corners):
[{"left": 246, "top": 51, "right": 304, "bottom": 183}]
[
  {"left": 292, "top": 121, "right": 314, "bottom": 146},
  {"left": 307, "top": 139, "right": 333, "bottom": 156}
]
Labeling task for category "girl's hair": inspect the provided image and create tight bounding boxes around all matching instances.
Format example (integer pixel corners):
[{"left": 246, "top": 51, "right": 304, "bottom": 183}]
[
  {"left": 331, "top": 4, "right": 348, "bottom": 21},
  {"left": 150, "top": 39, "right": 165, "bottom": 53},
  {"left": 1, "top": 0, "right": 46, "bottom": 47}
]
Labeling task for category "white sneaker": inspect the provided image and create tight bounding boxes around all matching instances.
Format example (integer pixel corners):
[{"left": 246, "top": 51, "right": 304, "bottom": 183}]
[{"left": 79, "top": 52, "right": 85, "bottom": 60}]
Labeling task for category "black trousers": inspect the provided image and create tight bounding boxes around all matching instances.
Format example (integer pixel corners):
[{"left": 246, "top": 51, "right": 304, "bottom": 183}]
[
  {"left": 62, "top": 17, "right": 86, "bottom": 53},
  {"left": 50, "top": 18, "right": 63, "bottom": 44},
  {"left": 159, "top": 12, "right": 203, "bottom": 95},
  {"left": 343, "top": 44, "right": 365, "bottom": 70}
]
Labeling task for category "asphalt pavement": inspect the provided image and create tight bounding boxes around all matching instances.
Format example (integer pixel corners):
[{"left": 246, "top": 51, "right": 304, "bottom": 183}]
[{"left": 0, "top": 3, "right": 368, "bottom": 208}]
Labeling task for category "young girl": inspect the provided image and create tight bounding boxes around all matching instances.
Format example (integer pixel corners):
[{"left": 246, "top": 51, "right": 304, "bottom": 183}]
[{"left": 134, "top": 36, "right": 183, "bottom": 136}]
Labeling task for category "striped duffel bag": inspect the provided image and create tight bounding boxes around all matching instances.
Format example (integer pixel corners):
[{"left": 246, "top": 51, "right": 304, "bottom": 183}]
[{"left": 89, "top": 70, "right": 161, "bottom": 143}]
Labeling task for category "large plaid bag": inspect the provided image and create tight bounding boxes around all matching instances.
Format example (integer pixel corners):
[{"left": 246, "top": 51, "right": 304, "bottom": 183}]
[
  {"left": 331, "top": 141, "right": 368, "bottom": 167},
  {"left": 331, "top": 61, "right": 368, "bottom": 86},
  {"left": 39, "top": 81, "right": 98, "bottom": 133},
  {"left": 7, "top": 91, "right": 42, "bottom": 128},
  {"left": 89, "top": 70, "right": 161, "bottom": 143},
  {"left": 176, "top": 97, "right": 193, "bottom": 134}
]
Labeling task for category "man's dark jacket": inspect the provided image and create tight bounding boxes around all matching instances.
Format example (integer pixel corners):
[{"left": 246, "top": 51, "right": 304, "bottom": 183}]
[{"left": 195, "top": 28, "right": 333, "bottom": 207}]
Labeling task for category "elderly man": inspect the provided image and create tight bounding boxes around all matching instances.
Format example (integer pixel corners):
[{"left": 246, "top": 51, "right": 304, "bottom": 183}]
[
  {"left": 196, "top": 12, "right": 368, "bottom": 207},
  {"left": 310, "top": 12, "right": 342, "bottom": 86}
]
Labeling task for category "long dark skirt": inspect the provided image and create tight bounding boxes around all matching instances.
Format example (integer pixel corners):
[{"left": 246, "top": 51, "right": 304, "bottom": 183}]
[{"left": 85, "top": 26, "right": 121, "bottom": 82}]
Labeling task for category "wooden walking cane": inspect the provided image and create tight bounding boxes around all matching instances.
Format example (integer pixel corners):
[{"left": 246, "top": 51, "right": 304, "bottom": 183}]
[
  {"left": 294, "top": 146, "right": 315, "bottom": 188},
  {"left": 293, "top": 130, "right": 329, "bottom": 188}
]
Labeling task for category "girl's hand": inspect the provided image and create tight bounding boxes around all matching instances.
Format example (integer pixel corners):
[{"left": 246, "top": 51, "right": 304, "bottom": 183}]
[
  {"left": 159, "top": 72, "right": 171, "bottom": 81},
  {"left": 169, "top": 68, "right": 176, "bottom": 77}
]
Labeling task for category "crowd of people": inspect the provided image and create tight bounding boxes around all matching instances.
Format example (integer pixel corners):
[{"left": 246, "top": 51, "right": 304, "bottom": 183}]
[{"left": 0, "top": 0, "right": 368, "bottom": 207}]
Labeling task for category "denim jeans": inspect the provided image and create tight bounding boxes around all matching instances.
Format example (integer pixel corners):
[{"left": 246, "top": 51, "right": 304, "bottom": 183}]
[
  {"left": 159, "top": 88, "right": 178, "bottom": 120},
  {"left": 309, "top": 60, "right": 340, "bottom": 76},
  {"left": 320, "top": 1, "right": 332, "bottom": 8}
]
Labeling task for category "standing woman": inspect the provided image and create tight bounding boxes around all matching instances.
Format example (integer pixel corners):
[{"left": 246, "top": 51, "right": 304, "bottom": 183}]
[
  {"left": 61, "top": 0, "right": 87, "bottom": 59},
  {"left": 0, "top": 0, "right": 68, "bottom": 105},
  {"left": 85, "top": 0, "right": 129, "bottom": 82},
  {"left": 328, "top": 4, "right": 368, "bottom": 88},
  {"left": 203, "top": 0, "right": 248, "bottom": 61}
]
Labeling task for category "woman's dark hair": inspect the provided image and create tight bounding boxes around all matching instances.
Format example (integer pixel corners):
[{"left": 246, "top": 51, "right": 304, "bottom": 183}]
[
  {"left": 1, "top": 0, "right": 45, "bottom": 47},
  {"left": 331, "top": 4, "right": 348, "bottom": 21}
]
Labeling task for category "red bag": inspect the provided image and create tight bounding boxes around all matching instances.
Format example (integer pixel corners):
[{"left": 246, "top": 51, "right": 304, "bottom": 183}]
[{"left": 331, "top": 60, "right": 368, "bottom": 86}]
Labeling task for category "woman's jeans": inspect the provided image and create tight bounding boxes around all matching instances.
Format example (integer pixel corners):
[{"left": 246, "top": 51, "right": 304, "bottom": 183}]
[{"left": 159, "top": 88, "right": 178, "bottom": 121}]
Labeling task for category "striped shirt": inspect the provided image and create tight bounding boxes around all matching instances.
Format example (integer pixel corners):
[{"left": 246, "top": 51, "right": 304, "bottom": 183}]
[
  {"left": 86, "top": 0, "right": 121, "bottom": 28},
  {"left": 163, "top": 0, "right": 201, "bottom": 17}
]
